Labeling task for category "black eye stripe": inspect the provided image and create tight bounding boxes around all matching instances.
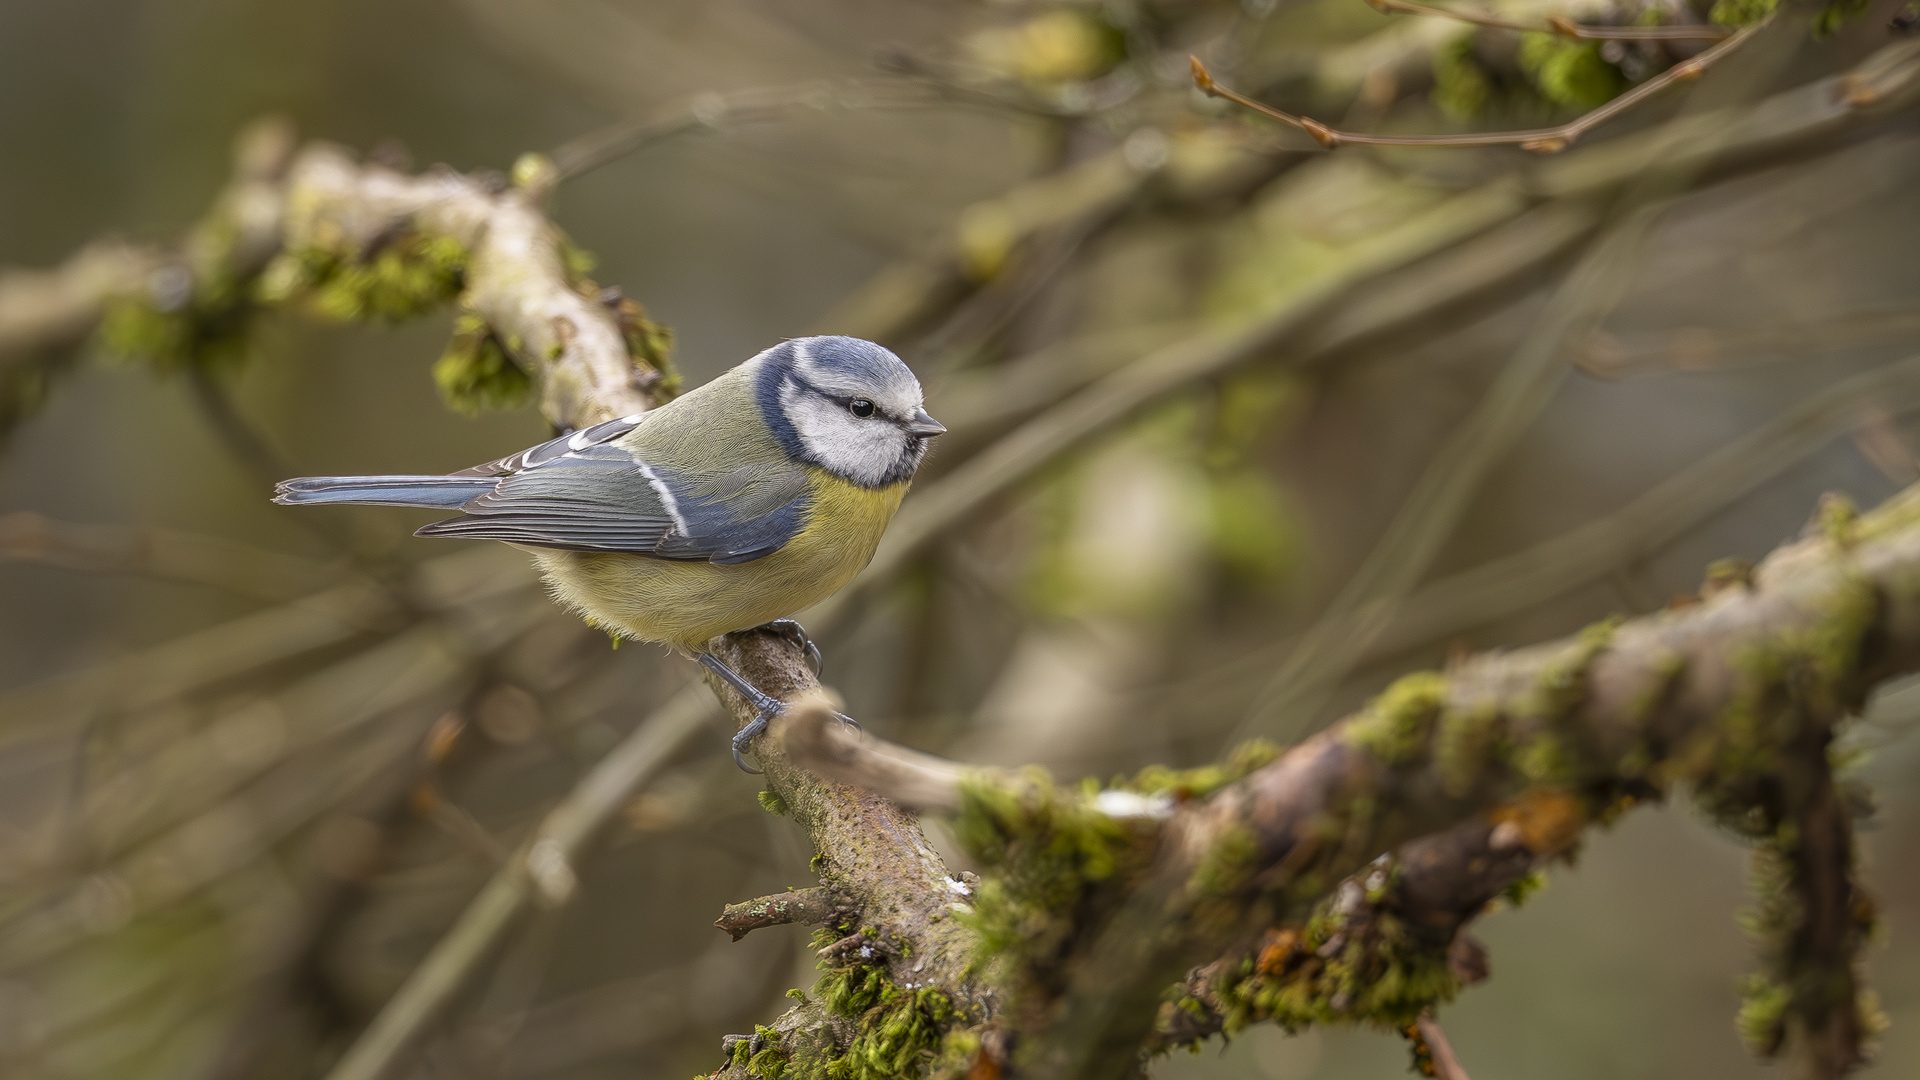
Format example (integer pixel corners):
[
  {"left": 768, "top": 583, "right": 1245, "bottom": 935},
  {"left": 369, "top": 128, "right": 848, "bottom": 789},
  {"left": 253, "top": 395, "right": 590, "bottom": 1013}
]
[{"left": 787, "top": 372, "right": 904, "bottom": 423}]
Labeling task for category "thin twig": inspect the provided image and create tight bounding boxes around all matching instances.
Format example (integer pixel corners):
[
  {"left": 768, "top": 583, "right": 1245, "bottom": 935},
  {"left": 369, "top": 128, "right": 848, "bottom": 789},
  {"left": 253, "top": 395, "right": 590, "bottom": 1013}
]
[
  {"left": 1417, "top": 1013, "right": 1474, "bottom": 1080},
  {"left": 777, "top": 692, "right": 969, "bottom": 813},
  {"left": 1150, "top": 350, "right": 1920, "bottom": 744},
  {"left": 1191, "top": 22, "right": 1763, "bottom": 154},
  {"left": 0, "top": 545, "right": 531, "bottom": 752},
  {"left": 549, "top": 78, "right": 950, "bottom": 181},
  {"left": 801, "top": 37, "right": 1920, "bottom": 642},
  {"left": 414, "top": 784, "right": 514, "bottom": 866},
  {"left": 1365, "top": 0, "right": 1730, "bottom": 41},
  {"left": 1234, "top": 14, "right": 1809, "bottom": 740},
  {"left": 807, "top": 180, "right": 1531, "bottom": 636},
  {"left": 319, "top": 682, "right": 715, "bottom": 1080},
  {"left": 0, "top": 511, "right": 340, "bottom": 601},
  {"left": 715, "top": 887, "right": 837, "bottom": 942},
  {"left": 1579, "top": 304, "right": 1920, "bottom": 377}
]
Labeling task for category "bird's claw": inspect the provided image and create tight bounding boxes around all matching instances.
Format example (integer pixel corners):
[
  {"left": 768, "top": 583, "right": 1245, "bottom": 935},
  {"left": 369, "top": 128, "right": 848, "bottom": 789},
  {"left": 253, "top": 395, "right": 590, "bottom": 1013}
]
[
  {"left": 760, "top": 618, "right": 822, "bottom": 676},
  {"left": 730, "top": 700, "right": 787, "bottom": 774}
]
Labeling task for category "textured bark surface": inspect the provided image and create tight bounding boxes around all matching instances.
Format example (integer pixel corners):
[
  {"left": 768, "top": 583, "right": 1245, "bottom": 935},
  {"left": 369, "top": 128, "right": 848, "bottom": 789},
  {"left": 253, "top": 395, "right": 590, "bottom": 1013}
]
[{"left": 703, "top": 635, "right": 990, "bottom": 1061}]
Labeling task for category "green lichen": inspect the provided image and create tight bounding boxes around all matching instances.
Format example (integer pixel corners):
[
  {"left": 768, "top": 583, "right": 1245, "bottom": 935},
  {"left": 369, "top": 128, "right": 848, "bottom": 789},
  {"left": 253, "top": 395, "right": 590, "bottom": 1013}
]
[
  {"left": 434, "top": 311, "right": 534, "bottom": 415},
  {"left": 1818, "top": 492, "right": 1860, "bottom": 549},
  {"left": 557, "top": 232, "right": 598, "bottom": 286},
  {"left": 1509, "top": 617, "right": 1620, "bottom": 788},
  {"left": 97, "top": 279, "right": 255, "bottom": 374},
  {"left": 1699, "top": 576, "right": 1878, "bottom": 806},
  {"left": 264, "top": 231, "right": 468, "bottom": 323},
  {"left": 1433, "top": 702, "right": 1502, "bottom": 798},
  {"left": 1732, "top": 826, "right": 1883, "bottom": 1061},
  {"left": 1501, "top": 869, "right": 1548, "bottom": 909},
  {"left": 951, "top": 769, "right": 1155, "bottom": 970},
  {"left": 607, "top": 290, "right": 681, "bottom": 399},
  {"left": 791, "top": 928, "right": 955, "bottom": 1080},
  {"left": 758, "top": 789, "right": 791, "bottom": 817},
  {"left": 1517, "top": 33, "right": 1626, "bottom": 111},
  {"left": 1530, "top": 617, "right": 1620, "bottom": 720},
  {"left": 1190, "top": 825, "right": 1260, "bottom": 897},
  {"left": 1122, "top": 739, "right": 1280, "bottom": 801},
  {"left": 736, "top": 1025, "right": 791, "bottom": 1078},
  {"left": 1702, "top": 557, "right": 1756, "bottom": 595},
  {"left": 1203, "top": 895, "right": 1461, "bottom": 1039},
  {"left": 1735, "top": 838, "right": 1801, "bottom": 1055},
  {"left": 1347, "top": 672, "right": 1448, "bottom": 768},
  {"left": 1680, "top": 560, "right": 1886, "bottom": 1064}
]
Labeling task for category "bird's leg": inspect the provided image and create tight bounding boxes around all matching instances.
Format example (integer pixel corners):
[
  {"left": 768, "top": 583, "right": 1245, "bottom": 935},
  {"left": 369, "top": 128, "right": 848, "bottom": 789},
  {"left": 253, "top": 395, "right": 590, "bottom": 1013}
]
[
  {"left": 696, "top": 652, "right": 787, "bottom": 773},
  {"left": 754, "top": 619, "right": 859, "bottom": 732},
  {"left": 757, "top": 618, "right": 822, "bottom": 676}
]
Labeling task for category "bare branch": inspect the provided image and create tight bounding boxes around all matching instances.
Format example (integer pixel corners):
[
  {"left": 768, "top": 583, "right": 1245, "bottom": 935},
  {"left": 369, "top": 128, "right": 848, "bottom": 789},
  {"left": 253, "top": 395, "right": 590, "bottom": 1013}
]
[
  {"left": 549, "top": 78, "right": 950, "bottom": 181},
  {"left": 1364, "top": 0, "right": 1731, "bottom": 41},
  {"left": 1192, "top": 23, "right": 1764, "bottom": 154},
  {"left": 0, "top": 511, "right": 340, "bottom": 601},
  {"left": 1417, "top": 1013, "right": 1474, "bottom": 1080},
  {"left": 777, "top": 692, "right": 969, "bottom": 814},
  {"left": 716, "top": 887, "right": 838, "bottom": 942}
]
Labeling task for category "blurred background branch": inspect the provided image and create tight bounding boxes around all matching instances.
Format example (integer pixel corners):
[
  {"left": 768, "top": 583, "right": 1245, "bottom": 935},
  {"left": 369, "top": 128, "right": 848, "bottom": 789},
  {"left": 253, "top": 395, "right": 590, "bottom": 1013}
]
[{"left": 2, "top": 1, "right": 1920, "bottom": 1079}]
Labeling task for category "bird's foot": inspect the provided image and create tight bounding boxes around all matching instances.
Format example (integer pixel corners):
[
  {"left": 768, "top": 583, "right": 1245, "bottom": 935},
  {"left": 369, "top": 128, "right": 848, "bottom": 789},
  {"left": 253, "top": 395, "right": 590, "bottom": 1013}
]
[
  {"left": 758, "top": 618, "right": 822, "bottom": 676},
  {"left": 697, "top": 651, "right": 792, "bottom": 774},
  {"left": 729, "top": 701, "right": 786, "bottom": 774}
]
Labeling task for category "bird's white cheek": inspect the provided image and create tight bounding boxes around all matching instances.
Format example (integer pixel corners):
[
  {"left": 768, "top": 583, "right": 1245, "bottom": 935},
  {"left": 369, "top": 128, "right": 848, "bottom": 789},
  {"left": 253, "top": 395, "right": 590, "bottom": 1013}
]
[{"left": 786, "top": 401, "right": 887, "bottom": 486}]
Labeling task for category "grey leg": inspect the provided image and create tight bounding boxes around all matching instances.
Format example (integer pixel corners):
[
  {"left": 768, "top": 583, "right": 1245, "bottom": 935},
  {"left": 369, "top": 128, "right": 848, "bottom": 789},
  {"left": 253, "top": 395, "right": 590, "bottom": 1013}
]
[{"left": 696, "top": 652, "right": 786, "bottom": 773}]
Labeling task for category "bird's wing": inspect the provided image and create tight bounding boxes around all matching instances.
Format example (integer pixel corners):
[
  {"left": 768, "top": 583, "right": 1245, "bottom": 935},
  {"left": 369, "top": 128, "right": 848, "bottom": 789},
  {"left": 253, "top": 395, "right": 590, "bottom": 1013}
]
[
  {"left": 451, "top": 413, "right": 649, "bottom": 477},
  {"left": 416, "top": 444, "right": 812, "bottom": 564}
]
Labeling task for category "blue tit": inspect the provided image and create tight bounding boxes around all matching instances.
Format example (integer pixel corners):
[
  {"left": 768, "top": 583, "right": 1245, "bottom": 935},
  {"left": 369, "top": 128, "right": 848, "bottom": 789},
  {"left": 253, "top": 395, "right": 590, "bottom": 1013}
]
[{"left": 274, "top": 335, "right": 945, "bottom": 767}]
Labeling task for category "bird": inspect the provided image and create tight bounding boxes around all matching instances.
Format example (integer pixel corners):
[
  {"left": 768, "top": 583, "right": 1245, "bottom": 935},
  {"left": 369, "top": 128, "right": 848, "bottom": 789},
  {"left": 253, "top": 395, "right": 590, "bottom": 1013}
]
[{"left": 273, "top": 335, "right": 945, "bottom": 769}]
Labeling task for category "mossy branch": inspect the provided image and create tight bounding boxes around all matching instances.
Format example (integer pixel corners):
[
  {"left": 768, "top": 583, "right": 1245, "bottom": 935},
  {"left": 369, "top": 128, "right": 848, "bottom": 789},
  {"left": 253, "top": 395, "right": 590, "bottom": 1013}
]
[
  {"left": 0, "top": 118, "right": 674, "bottom": 429},
  {"left": 773, "top": 484, "right": 1920, "bottom": 1078}
]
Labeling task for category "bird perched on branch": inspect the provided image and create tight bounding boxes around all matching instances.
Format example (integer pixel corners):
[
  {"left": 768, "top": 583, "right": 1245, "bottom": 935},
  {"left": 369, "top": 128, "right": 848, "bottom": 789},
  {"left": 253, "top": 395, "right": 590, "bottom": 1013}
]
[{"left": 274, "top": 335, "right": 944, "bottom": 768}]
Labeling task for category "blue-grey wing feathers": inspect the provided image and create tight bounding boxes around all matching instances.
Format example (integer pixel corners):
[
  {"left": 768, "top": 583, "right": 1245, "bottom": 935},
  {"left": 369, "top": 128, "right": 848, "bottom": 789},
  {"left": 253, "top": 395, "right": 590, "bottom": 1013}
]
[
  {"left": 273, "top": 475, "right": 494, "bottom": 508},
  {"left": 452, "top": 414, "right": 646, "bottom": 477},
  {"left": 273, "top": 415, "right": 810, "bottom": 563}
]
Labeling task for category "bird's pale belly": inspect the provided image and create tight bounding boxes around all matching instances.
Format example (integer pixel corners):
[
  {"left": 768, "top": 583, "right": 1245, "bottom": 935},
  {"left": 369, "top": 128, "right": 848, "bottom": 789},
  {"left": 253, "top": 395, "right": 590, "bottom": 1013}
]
[{"left": 527, "top": 476, "right": 907, "bottom": 652}]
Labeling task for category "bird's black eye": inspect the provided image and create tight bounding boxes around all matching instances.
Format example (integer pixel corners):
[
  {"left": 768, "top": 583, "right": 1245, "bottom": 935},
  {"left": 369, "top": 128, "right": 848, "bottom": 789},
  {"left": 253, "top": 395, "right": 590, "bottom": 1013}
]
[{"left": 849, "top": 399, "right": 875, "bottom": 418}]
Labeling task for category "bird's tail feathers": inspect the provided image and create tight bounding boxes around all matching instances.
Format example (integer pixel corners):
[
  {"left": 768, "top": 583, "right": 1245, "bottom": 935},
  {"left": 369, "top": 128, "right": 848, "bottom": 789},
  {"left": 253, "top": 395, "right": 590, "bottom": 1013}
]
[{"left": 272, "top": 475, "right": 493, "bottom": 509}]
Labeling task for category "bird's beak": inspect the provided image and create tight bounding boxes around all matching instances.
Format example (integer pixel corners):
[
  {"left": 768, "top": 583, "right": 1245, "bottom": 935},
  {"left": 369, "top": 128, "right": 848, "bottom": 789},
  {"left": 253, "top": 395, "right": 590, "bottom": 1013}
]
[{"left": 907, "top": 408, "right": 947, "bottom": 438}]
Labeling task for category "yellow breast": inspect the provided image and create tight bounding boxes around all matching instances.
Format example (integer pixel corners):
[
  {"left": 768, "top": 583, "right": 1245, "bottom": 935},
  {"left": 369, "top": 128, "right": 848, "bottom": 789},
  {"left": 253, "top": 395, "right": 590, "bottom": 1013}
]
[{"left": 528, "top": 470, "right": 907, "bottom": 652}]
